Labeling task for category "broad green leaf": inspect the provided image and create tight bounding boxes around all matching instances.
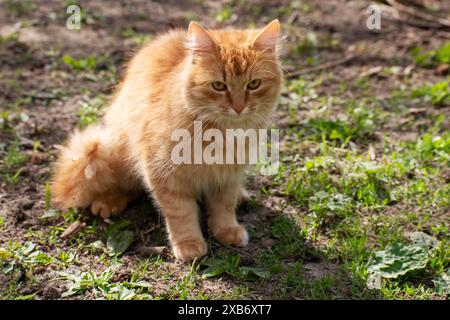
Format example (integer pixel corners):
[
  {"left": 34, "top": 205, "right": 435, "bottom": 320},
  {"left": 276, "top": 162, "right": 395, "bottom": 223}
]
[
  {"left": 102, "top": 220, "right": 132, "bottom": 240},
  {"left": 239, "top": 267, "right": 270, "bottom": 280},
  {"left": 104, "top": 220, "right": 134, "bottom": 256},
  {"left": 116, "top": 285, "right": 136, "bottom": 300},
  {"left": 107, "top": 230, "right": 134, "bottom": 256},
  {"left": 3, "top": 262, "right": 14, "bottom": 274},
  {"left": 202, "top": 258, "right": 270, "bottom": 281},
  {"left": 366, "top": 242, "right": 429, "bottom": 288},
  {"left": 21, "top": 242, "right": 36, "bottom": 255},
  {"left": 202, "top": 260, "right": 228, "bottom": 279},
  {"left": 360, "top": 161, "right": 383, "bottom": 173},
  {"left": 433, "top": 270, "right": 450, "bottom": 297},
  {"left": 409, "top": 231, "right": 439, "bottom": 248}
]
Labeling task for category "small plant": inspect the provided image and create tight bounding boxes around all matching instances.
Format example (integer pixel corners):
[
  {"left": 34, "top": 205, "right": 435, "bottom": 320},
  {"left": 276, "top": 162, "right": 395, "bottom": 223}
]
[
  {"left": 411, "top": 42, "right": 450, "bottom": 67},
  {"left": 366, "top": 232, "right": 446, "bottom": 294},
  {"left": 1, "top": 140, "right": 27, "bottom": 184},
  {"left": 308, "top": 191, "right": 354, "bottom": 226},
  {"left": 411, "top": 80, "right": 450, "bottom": 106},
  {"left": 60, "top": 266, "right": 154, "bottom": 299},
  {"left": 62, "top": 54, "right": 101, "bottom": 71},
  {"left": 120, "top": 28, "right": 152, "bottom": 46},
  {"left": 1, "top": 241, "right": 53, "bottom": 274},
  {"left": 60, "top": 267, "right": 115, "bottom": 297},
  {"left": 77, "top": 96, "right": 107, "bottom": 128},
  {"left": 415, "top": 131, "right": 450, "bottom": 163},
  {"left": 41, "top": 183, "right": 59, "bottom": 219}
]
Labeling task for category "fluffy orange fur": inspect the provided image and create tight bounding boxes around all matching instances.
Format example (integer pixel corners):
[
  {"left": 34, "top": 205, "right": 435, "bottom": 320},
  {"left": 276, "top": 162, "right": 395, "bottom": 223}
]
[{"left": 51, "top": 20, "right": 283, "bottom": 261}]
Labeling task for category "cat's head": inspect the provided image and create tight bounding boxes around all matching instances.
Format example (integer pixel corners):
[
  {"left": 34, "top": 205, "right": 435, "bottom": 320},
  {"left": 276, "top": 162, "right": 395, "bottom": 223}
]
[{"left": 184, "top": 20, "right": 283, "bottom": 127}]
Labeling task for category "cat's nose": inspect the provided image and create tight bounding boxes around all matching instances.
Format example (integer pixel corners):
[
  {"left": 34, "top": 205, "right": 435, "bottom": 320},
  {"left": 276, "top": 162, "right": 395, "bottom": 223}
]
[{"left": 231, "top": 101, "right": 245, "bottom": 114}]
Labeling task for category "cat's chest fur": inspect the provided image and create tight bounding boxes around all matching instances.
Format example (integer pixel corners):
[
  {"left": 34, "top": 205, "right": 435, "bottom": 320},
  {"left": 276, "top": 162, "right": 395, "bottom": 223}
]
[{"left": 170, "top": 162, "right": 246, "bottom": 193}]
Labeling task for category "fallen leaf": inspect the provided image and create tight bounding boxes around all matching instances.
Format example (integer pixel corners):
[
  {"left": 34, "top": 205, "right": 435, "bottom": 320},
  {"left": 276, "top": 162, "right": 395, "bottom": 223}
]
[{"left": 435, "top": 63, "right": 449, "bottom": 75}]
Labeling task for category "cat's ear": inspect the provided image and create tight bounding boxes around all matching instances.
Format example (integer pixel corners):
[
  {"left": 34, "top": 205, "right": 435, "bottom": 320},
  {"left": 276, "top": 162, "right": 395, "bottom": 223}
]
[
  {"left": 252, "top": 19, "right": 280, "bottom": 52},
  {"left": 187, "top": 21, "right": 216, "bottom": 55}
]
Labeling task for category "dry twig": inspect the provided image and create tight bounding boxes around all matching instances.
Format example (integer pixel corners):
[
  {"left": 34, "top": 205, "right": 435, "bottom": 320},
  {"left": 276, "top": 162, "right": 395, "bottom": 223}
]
[
  {"left": 286, "top": 52, "right": 362, "bottom": 78},
  {"left": 386, "top": 0, "right": 450, "bottom": 28}
]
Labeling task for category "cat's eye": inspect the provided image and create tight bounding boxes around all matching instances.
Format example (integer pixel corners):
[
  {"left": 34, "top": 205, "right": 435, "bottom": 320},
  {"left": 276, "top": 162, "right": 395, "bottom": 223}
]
[
  {"left": 211, "top": 81, "right": 227, "bottom": 91},
  {"left": 247, "top": 79, "right": 261, "bottom": 90}
]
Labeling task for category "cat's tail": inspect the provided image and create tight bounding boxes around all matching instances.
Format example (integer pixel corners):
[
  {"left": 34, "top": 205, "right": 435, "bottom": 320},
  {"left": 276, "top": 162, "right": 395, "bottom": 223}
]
[{"left": 51, "top": 125, "right": 117, "bottom": 209}]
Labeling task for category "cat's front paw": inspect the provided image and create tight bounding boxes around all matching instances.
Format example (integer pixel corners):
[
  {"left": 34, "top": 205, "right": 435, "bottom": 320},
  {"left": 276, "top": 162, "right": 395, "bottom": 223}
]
[
  {"left": 91, "top": 197, "right": 127, "bottom": 219},
  {"left": 172, "top": 239, "right": 208, "bottom": 262},
  {"left": 213, "top": 224, "right": 249, "bottom": 247}
]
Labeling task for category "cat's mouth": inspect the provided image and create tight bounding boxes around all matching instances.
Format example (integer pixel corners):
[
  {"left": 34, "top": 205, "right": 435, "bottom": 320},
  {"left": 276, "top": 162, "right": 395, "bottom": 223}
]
[
  {"left": 224, "top": 108, "right": 253, "bottom": 120},
  {"left": 219, "top": 110, "right": 266, "bottom": 128},
  {"left": 193, "top": 105, "right": 264, "bottom": 127},
  {"left": 228, "top": 104, "right": 258, "bottom": 116}
]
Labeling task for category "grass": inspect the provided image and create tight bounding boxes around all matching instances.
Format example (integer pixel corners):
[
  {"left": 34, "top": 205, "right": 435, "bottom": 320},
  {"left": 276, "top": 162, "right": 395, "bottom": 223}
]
[
  {"left": 5, "top": 74, "right": 442, "bottom": 300},
  {"left": 1, "top": 74, "right": 448, "bottom": 301},
  {"left": 62, "top": 54, "right": 102, "bottom": 71}
]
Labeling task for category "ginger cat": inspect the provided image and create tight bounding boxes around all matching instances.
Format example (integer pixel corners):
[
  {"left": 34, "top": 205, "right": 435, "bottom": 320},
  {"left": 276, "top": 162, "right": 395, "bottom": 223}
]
[{"left": 51, "top": 20, "right": 283, "bottom": 261}]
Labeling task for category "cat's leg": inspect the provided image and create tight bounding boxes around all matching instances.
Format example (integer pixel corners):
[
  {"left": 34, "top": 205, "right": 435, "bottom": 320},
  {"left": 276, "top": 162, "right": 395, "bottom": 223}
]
[
  {"left": 205, "top": 182, "right": 248, "bottom": 247},
  {"left": 52, "top": 125, "right": 141, "bottom": 217},
  {"left": 152, "top": 185, "right": 207, "bottom": 261},
  {"left": 90, "top": 172, "right": 143, "bottom": 219},
  {"left": 237, "top": 187, "right": 250, "bottom": 205}
]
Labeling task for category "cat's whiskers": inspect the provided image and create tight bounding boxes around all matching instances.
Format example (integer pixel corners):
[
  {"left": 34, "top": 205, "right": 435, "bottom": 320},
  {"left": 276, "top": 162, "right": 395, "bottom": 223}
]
[{"left": 255, "top": 113, "right": 271, "bottom": 128}]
